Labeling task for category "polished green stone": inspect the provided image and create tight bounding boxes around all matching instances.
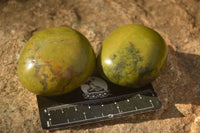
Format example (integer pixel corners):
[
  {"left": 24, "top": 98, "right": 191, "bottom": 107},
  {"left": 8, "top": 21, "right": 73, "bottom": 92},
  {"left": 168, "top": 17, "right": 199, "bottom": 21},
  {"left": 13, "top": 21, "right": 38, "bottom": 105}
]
[
  {"left": 97, "top": 24, "right": 168, "bottom": 88},
  {"left": 18, "top": 27, "right": 95, "bottom": 96}
]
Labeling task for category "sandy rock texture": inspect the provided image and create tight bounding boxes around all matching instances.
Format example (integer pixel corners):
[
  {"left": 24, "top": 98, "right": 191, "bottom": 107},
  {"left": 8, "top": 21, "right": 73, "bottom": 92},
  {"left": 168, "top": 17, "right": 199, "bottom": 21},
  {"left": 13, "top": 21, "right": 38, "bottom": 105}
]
[{"left": 0, "top": 0, "right": 200, "bottom": 133}]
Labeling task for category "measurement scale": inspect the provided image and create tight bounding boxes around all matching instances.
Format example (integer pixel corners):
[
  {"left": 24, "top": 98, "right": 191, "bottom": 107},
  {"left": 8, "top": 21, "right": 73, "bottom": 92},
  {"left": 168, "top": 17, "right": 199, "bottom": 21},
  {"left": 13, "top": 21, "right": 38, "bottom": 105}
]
[{"left": 37, "top": 76, "right": 162, "bottom": 130}]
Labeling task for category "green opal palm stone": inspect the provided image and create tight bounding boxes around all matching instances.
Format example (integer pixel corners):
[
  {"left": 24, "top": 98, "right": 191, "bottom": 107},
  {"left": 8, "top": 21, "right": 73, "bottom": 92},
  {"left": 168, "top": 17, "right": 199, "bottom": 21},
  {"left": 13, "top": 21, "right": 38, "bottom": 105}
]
[
  {"left": 18, "top": 27, "right": 95, "bottom": 96},
  {"left": 97, "top": 24, "right": 168, "bottom": 88}
]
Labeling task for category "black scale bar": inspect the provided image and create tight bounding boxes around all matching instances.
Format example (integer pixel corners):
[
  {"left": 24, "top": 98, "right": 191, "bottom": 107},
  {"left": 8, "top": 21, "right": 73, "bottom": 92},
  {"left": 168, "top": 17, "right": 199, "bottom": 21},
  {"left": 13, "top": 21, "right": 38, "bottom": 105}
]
[{"left": 37, "top": 76, "right": 162, "bottom": 130}]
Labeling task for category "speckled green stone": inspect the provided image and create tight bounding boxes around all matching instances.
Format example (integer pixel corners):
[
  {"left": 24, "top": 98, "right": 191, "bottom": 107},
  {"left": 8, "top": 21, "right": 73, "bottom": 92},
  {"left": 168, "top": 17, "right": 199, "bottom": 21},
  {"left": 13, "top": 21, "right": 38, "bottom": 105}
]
[
  {"left": 18, "top": 27, "right": 95, "bottom": 96},
  {"left": 97, "top": 24, "right": 168, "bottom": 88}
]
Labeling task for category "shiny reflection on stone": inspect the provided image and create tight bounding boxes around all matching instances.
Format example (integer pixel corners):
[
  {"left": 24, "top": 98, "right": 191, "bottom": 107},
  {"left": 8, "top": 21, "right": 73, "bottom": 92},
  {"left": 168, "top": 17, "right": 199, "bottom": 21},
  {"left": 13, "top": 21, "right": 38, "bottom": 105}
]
[
  {"left": 104, "top": 59, "right": 112, "bottom": 65},
  {"left": 27, "top": 60, "right": 36, "bottom": 70}
]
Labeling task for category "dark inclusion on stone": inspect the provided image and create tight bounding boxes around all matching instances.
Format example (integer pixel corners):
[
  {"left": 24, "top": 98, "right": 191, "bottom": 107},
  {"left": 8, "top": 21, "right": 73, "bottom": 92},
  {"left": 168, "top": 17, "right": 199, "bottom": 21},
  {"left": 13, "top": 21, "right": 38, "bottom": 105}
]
[{"left": 109, "top": 42, "right": 152, "bottom": 85}]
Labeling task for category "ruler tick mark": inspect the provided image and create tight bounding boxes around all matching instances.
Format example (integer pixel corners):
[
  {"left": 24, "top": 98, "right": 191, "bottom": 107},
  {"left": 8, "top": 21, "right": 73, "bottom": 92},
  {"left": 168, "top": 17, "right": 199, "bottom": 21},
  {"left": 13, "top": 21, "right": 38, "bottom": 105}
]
[
  {"left": 61, "top": 108, "right": 64, "bottom": 113},
  {"left": 117, "top": 106, "right": 121, "bottom": 113},
  {"left": 149, "top": 100, "right": 154, "bottom": 107},
  {"left": 108, "top": 114, "right": 114, "bottom": 118},
  {"left": 138, "top": 94, "right": 142, "bottom": 99},
  {"left": 46, "top": 121, "right": 50, "bottom": 127},
  {"left": 83, "top": 112, "right": 87, "bottom": 119},
  {"left": 74, "top": 107, "right": 78, "bottom": 111},
  {"left": 135, "top": 106, "right": 138, "bottom": 110}
]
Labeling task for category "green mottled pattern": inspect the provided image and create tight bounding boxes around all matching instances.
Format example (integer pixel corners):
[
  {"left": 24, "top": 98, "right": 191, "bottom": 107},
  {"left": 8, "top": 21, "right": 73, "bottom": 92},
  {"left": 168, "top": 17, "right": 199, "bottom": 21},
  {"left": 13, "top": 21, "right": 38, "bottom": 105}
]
[
  {"left": 98, "top": 24, "right": 168, "bottom": 88},
  {"left": 18, "top": 27, "right": 95, "bottom": 96}
]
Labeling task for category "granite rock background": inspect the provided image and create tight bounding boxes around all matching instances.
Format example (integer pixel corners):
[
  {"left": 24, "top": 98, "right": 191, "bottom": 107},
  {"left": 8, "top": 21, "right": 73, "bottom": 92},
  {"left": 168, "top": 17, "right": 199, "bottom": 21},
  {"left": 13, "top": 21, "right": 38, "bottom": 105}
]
[{"left": 0, "top": 0, "right": 200, "bottom": 133}]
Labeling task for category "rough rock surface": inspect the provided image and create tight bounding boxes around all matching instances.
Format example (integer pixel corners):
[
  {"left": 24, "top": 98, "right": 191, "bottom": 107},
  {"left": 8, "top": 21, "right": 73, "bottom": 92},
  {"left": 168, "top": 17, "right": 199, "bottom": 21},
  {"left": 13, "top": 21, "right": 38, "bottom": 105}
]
[{"left": 0, "top": 0, "right": 200, "bottom": 133}]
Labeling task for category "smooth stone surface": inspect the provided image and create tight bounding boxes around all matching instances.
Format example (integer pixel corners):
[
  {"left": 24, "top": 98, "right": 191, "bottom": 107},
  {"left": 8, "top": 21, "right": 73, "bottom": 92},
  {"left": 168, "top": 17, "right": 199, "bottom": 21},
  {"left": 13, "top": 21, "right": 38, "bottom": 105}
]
[
  {"left": 18, "top": 27, "right": 95, "bottom": 96},
  {"left": 98, "top": 24, "right": 168, "bottom": 88}
]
